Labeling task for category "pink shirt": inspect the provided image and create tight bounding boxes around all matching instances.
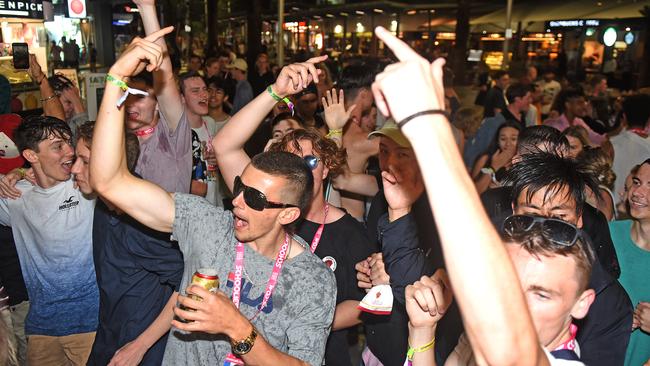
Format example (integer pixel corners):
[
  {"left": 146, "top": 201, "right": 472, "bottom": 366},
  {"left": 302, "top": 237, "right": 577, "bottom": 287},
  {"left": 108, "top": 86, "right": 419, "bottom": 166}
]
[{"left": 543, "top": 114, "right": 606, "bottom": 146}]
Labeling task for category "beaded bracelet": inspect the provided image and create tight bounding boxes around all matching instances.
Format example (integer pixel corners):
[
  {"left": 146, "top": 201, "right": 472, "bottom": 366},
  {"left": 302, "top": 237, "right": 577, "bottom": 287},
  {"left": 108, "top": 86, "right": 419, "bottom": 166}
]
[{"left": 266, "top": 85, "right": 294, "bottom": 115}]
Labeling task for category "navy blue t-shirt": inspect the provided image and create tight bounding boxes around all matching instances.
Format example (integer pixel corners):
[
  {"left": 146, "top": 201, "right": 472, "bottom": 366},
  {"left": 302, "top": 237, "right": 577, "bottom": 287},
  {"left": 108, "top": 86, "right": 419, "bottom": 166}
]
[{"left": 88, "top": 201, "right": 184, "bottom": 366}]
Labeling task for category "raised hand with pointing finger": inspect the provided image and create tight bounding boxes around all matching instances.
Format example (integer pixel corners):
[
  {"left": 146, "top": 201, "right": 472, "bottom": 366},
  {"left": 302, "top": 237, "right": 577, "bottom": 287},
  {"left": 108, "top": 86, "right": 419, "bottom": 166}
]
[
  {"left": 109, "top": 26, "right": 174, "bottom": 80},
  {"left": 371, "top": 26, "right": 445, "bottom": 124},
  {"left": 270, "top": 55, "right": 327, "bottom": 98}
]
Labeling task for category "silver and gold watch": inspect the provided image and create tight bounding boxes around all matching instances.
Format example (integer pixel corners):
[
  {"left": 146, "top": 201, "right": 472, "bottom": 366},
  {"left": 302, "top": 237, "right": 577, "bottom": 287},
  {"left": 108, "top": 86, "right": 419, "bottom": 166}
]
[{"left": 231, "top": 326, "right": 258, "bottom": 356}]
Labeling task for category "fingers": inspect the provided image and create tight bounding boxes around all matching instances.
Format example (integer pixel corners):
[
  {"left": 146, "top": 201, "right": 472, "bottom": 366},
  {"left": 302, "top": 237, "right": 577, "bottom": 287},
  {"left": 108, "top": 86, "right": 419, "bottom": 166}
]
[
  {"left": 374, "top": 26, "right": 421, "bottom": 62},
  {"left": 338, "top": 88, "right": 345, "bottom": 106},
  {"left": 144, "top": 26, "right": 175, "bottom": 43},
  {"left": 326, "top": 89, "right": 334, "bottom": 107},
  {"left": 305, "top": 55, "right": 328, "bottom": 63}
]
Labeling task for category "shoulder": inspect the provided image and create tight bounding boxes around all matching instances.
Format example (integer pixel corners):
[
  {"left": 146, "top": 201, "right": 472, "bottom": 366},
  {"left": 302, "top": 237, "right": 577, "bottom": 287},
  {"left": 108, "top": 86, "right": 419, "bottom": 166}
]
[
  {"left": 608, "top": 220, "right": 631, "bottom": 240},
  {"left": 174, "top": 193, "right": 231, "bottom": 223}
]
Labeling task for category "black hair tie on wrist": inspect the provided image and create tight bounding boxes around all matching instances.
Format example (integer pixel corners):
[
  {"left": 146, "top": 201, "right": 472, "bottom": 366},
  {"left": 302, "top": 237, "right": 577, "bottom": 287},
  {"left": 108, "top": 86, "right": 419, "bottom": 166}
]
[{"left": 397, "top": 109, "right": 447, "bottom": 128}]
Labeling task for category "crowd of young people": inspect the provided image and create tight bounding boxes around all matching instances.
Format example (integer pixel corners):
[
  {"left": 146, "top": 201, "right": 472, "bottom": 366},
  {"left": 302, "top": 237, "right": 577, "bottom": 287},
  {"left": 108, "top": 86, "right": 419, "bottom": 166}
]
[{"left": 0, "top": 2, "right": 648, "bottom": 366}]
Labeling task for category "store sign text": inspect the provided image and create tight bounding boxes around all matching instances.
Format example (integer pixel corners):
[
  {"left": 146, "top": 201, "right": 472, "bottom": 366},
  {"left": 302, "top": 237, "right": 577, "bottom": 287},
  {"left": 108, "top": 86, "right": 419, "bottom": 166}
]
[
  {"left": 0, "top": 0, "right": 43, "bottom": 19},
  {"left": 549, "top": 19, "right": 600, "bottom": 28}
]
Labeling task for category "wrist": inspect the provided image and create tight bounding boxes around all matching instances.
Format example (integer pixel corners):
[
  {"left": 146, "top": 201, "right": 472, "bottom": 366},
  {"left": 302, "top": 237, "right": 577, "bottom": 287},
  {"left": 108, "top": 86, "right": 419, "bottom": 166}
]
[
  {"left": 227, "top": 314, "right": 253, "bottom": 341},
  {"left": 107, "top": 68, "right": 126, "bottom": 81},
  {"left": 408, "top": 323, "right": 436, "bottom": 344},
  {"left": 388, "top": 206, "right": 411, "bottom": 222},
  {"left": 401, "top": 114, "right": 448, "bottom": 139}
]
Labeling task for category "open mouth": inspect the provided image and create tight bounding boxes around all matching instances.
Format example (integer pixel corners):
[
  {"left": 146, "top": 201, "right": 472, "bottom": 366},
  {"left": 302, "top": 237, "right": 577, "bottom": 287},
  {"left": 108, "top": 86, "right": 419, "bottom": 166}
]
[
  {"left": 234, "top": 213, "right": 249, "bottom": 230},
  {"left": 126, "top": 111, "right": 140, "bottom": 121},
  {"left": 62, "top": 159, "right": 73, "bottom": 173}
]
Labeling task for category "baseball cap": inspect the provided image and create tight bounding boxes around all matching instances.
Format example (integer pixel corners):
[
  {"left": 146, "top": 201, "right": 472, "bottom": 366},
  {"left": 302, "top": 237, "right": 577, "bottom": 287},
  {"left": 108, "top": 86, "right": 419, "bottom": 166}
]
[
  {"left": 368, "top": 119, "right": 410, "bottom": 148},
  {"left": 226, "top": 58, "right": 248, "bottom": 72}
]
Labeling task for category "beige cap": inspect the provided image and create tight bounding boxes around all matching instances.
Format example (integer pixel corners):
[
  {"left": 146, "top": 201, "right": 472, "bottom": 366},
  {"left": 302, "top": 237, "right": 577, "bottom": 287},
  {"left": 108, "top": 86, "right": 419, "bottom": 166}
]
[
  {"left": 226, "top": 58, "right": 248, "bottom": 72},
  {"left": 368, "top": 119, "right": 411, "bottom": 148}
]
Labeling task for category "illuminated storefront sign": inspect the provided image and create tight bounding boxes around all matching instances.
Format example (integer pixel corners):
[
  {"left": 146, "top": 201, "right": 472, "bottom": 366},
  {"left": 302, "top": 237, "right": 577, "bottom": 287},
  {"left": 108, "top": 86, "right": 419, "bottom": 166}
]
[{"left": 0, "top": 0, "right": 43, "bottom": 19}]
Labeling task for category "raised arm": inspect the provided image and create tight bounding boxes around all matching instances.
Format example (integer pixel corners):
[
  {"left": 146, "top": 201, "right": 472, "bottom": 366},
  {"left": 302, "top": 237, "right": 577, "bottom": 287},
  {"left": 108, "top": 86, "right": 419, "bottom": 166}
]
[
  {"left": 213, "top": 56, "right": 326, "bottom": 192},
  {"left": 372, "top": 27, "right": 548, "bottom": 366},
  {"left": 28, "top": 54, "right": 65, "bottom": 120},
  {"left": 135, "top": 0, "right": 183, "bottom": 130},
  {"left": 90, "top": 28, "right": 176, "bottom": 233}
]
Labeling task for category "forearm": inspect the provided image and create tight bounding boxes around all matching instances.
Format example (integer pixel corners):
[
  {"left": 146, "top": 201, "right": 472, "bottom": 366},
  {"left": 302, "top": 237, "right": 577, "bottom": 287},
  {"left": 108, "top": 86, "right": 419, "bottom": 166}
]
[
  {"left": 39, "top": 80, "right": 65, "bottom": 120},
  {"left": 332, "top": 300, "right": 362, "bottom": 331},
  {"left": 137, "top": 3, "right": 182, "bottom": 129},
  {"left": 213, "top": 90, "right": 276, "bottom": 191},
  {"left": 91, "top": 68, "right": 174, "bottom": 233},
  {"left": 402, "top": 115, "right": 544, "bottom": 365},
  {"left": 132, "top": 292, "right": 177, "bottom": 349},
  {"left": 331, "top": 171, "right": 379, "bottom": 197}
]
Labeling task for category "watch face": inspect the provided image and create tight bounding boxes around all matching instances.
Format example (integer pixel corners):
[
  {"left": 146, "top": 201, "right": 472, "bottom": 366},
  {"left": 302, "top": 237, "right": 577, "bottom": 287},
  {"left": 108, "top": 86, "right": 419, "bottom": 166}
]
[{"left": 235, "top": 341, "right": 252, "bottom": 354}]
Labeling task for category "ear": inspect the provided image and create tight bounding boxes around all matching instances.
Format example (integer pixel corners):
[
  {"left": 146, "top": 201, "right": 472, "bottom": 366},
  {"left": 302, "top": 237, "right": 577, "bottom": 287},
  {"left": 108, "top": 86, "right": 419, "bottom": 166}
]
[
  {"left": 22, "top": 149, "right": 38, "bottom": 164},
  {"left": 278, "top": 207, "right": 301, "bottom": 226},
  {"left": 321, "top": 164, "right": 330, "bottom": 181},
  {"left": 577, "top": 214, "right": 583, "bottom": 229},
  {"left": 570, "top": 288, "right": 595, "bottom": 320},
  {"left": 181, "top": 93, "right": 186, "bottom": 104}
]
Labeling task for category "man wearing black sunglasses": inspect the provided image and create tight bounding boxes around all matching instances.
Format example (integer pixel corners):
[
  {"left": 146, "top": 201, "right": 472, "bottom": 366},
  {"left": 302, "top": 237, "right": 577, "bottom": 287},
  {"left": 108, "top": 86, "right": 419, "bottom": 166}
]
[
  {"left": 504, "top": 152, "right": 633, "bottom": 366},
  {"left": 213, "top": 53, "right": 375, "bottom": 366},
  {"left": 90, "top": 32, "right": 337, "bottom": 366}
]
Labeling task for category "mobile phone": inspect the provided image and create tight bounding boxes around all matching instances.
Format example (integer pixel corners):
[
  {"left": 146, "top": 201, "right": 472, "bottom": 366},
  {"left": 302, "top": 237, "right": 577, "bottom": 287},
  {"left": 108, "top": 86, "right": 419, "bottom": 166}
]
[{"left": 12, "top": 43, "right": 29, "bottom": 70}]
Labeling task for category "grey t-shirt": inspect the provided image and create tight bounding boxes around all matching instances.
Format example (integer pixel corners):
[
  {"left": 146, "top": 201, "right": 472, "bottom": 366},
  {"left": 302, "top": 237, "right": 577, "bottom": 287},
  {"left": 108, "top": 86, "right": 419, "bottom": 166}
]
[
  {"left": 163, "top": 193, "right": 337, "bottom": 366},
  {"left": 136, "top": 110, "right": 192, "bottom": 194}
]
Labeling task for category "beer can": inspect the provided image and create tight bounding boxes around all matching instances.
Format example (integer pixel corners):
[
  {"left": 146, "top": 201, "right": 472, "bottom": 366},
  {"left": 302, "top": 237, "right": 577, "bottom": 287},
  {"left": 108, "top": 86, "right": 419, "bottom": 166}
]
[{"left": 190, "top": 268, "right": 219, "bottom": 301}]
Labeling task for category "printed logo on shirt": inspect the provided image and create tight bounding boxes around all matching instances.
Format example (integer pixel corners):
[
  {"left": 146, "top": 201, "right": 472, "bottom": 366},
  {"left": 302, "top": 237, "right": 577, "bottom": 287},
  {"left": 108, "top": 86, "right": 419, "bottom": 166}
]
[
  {"left": 226, "top": 272, "right": 274, "bottom": 314},
  {"left": 58, "top": 195, "right": 79, "bottom": 211},
  {"left": 322, "top": 256, "right": 337, "bottom": 272}
]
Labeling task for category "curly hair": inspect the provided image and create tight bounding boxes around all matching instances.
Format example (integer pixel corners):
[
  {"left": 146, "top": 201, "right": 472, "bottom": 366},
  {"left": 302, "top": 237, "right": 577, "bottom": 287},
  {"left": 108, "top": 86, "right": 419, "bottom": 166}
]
[
  {"left": 577, "top": 147, "right": 616, "bottom": 190},
  {"left": 268, "top": 128, "right": 347, "bottom": 178}
]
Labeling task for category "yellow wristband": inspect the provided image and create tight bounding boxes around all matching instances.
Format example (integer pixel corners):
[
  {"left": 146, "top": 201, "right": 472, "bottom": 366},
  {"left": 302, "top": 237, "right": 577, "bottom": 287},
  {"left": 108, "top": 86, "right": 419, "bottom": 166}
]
[
  {"left": 406, "top": 337, "right": 435, "bottom": 361},
  {"left": 106, "top": 74, "right": 129, "bottom": 91},
  {"left": 326, "top": 129, "right": 343, "bottom": 138},
  {"left": 16, "top": 168, "right": 26, "bottom": 179}
]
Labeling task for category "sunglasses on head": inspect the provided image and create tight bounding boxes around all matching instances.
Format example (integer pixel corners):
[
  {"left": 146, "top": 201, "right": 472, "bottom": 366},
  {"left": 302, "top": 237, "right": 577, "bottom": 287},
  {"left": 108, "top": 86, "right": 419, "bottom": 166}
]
[
  {"left": 502, "top": 214, "right": 580, "bottom": 247},
  {"left": 303, "top": 155, "right": 320, "bottom": 170},
  {"left": 233, "top": 176, "right": 297, "bottom": 211}
]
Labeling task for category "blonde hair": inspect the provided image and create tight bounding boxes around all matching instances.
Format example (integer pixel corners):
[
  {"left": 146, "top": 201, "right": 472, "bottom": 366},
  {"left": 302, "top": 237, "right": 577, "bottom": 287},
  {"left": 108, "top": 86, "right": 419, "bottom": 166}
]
[{"left": 578, "top": 147, "right": 616, "bottom": 190}]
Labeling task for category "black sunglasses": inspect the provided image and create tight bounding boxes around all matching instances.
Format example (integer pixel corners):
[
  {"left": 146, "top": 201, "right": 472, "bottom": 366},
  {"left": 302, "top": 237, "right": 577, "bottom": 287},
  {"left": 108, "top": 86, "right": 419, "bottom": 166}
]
[
  {"left": 303, "top": 155, "right": 320, "bottom": 170},
  {"left": 502, "top": 214, "right": 580, "bottom": 247},
  {"left": 233, "top": 176, "right": 297, "bottom": 211}
]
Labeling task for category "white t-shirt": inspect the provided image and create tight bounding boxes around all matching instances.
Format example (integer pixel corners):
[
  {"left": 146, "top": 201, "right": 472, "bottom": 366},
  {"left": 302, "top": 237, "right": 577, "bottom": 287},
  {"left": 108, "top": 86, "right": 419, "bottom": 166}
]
[
  {"left": 0, "top": 179, "right": 98, "bottom": 336},
  {"left": 191, "top": 116, "right": 231, "bottom": 206}
]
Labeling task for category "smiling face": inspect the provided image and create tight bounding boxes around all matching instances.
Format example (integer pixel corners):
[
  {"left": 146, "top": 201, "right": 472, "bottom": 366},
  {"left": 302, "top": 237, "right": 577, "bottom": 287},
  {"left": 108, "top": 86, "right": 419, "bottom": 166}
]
[
  {"left": 25, "top": 133, "right": 75, "bottom": 184},
  {"left": 628, "top": 163, "right": 650, "bottom": 220},
  {"left": 182, "top": 77, "right": 209, "bottom": 116},
  {"left": 71, "top": 138, "right": 92, "bottom": 194},
  {"left": 506, "top": 244, "right": 593, "bottom": 348},
  {"left": 124, "top": 80, "right": 159, "bottom": 133},
  {"left": 207, "top": 85, "right": 226, "bottom": 110}
]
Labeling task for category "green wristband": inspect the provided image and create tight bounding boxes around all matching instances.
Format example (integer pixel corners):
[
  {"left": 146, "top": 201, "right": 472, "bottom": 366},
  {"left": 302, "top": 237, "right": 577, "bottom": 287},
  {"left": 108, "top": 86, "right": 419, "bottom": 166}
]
[
  {"left": 266, "top": 85, "right": 295, "bottom": 115},
  {"left": 106, "top": 74, "right": 129, "bottom": 91}
]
